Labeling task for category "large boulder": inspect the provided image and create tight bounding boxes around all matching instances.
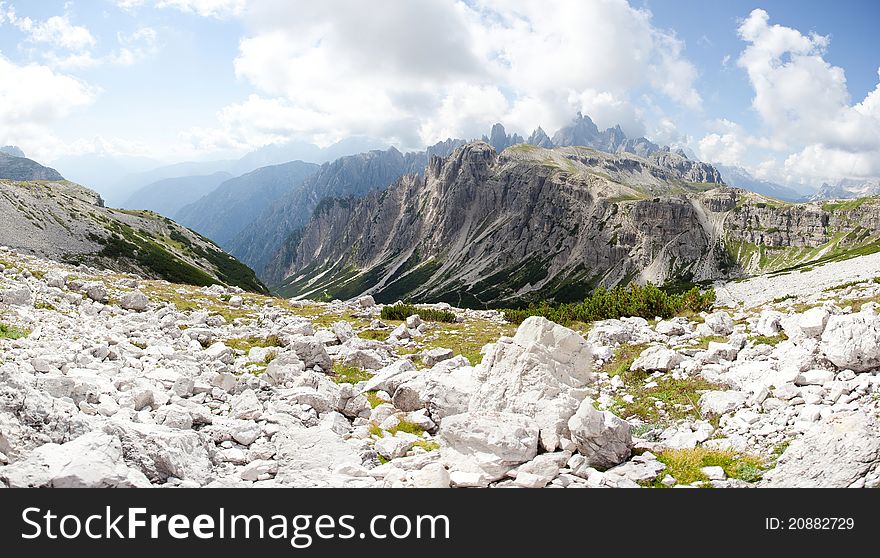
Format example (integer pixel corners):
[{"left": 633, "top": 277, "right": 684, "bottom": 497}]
[
  {"left": 392, "top": 358, "right": 476, "bottom": 423},
  {"left": 286, "top": 335, "right": 332, "bottom": 371},
  {"left": 102, "top": 421, "right": 214, "bottom": 484},
  {"left": 120, "top": 291, "right": 149, "bottom": 312},
  {"left": 762, "top": 412, "right": 880, "bottom": 488},
  {"left": 630, "top": 345, "right": 683, "bottom": 372},
  {"left": 0, "top": 431, "right": 151, "bottom": 488},
  {"left": 439, "top": 412, "right": 540, "bottom": 487},
  {"left": 0, "top": 285, "right": 33, "bottom": 306},
  {"left": 698, "top": 390, "right": 748, "bottom": 415},
  {"left": 567, "top": 399, "right": 632, "bottom": 469},
  {"left": 469, "top": 317, "right": 592, "bottom": 451},
  {"left": 820, "top": 311, "right": 880, "bottom": 372}
]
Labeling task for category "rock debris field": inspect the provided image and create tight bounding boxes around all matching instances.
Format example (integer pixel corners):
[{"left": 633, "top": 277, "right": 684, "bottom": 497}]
[{"left": 1, "top": 245, "right": 879, "bottom": 488}]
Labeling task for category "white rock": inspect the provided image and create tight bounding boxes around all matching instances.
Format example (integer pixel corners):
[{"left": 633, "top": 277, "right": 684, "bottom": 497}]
[
  {"left": 798, "top": 307, "right": 830, "bottom": 338},
  {"left": 0, "top": 285, "right": 33, "bottom": 306},
  {"left": 231, "top": 389, "right": 263, "bottom": 420},
  {"left": 698, "top": 390, "right": 748, "bottom": 415},
  {"left": 204, "top": 342, "right": 234, "bottom": 365},
  {"left": 0, "top": 431, "right": 151, "bottom": 488},
  {"left": 795, "top": 369, "right": 835, "bottom": 386},
  {"left": 701, "top": 466, "right": 727, "bottom": 480},
  {"left": 820, "top": 312, "right": 880, "bottom": 372},
  {"left": 422, "top": 347, "right": 454, "bottom": 366},
  {"left": 763, "top": 412, "right": 880, "bottom": 488},
  {"left": 440, "top": 411, "right": 539, "bottom": 485},
  {"left": 630, "top": 345, "right": 683, "bottom": 372},
  {"left": 704, "top": 311, "right": 734, "bottom": 335},
  {"left": 240, "top": 460, "right": 277, "bottom": 481},
  {"left": 566, "top": 399, "right": 632, "bottom": 469},
  {"left": 120, "top": 291, "right": 149, "bottom": 312},
  {"left": 357, "top": 295, "right": 376, "bottom": 308},
  {"left": 470, "top": 317, "right": 592, "bottom": 452}
]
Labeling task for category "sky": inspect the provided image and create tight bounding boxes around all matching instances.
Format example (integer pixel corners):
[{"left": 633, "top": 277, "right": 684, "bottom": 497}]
[{"left": 0, "top": 0, "right": 878, "bottom": 188}]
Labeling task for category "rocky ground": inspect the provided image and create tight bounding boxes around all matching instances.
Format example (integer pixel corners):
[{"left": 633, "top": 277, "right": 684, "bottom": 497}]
[{"left": 1, "top": 245, "right": 879, "bottom": 488}]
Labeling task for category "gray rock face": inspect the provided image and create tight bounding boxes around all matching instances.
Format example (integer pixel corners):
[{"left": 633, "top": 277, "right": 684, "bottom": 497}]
[
  {"left": 762, "top": 412, "right": 880, "bottom": 488},
  {"left": 231, "top": 147, "right": 432, "bottom": 281},
  {"left": 276, "top": 142, "right": 731, "bottom": 303}
]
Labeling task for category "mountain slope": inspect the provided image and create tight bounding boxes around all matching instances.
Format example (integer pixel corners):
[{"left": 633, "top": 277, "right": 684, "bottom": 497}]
[
  {"left": 1, "top": 146, "right": 26, "bottom": 157},
  {"left": 123, "top": 172, "right": 233, "bottom": 218},
  {"left": 0, "top": 179, "right": 266, "bottom": 293},
  {"left": 228, "top": 147, "right": 442, "bottom": 281},
  {"left": 275, "top": 142, "right": 880, "bottom": 306},
  {"left": 176, "top": 161, "right": 319, "bottom": 248},
  {"left": 0, "top": 152, "right": 65, "bottom": 181},
  {"left": 274, "top": 142, "right": 727, "bottom": 305}
]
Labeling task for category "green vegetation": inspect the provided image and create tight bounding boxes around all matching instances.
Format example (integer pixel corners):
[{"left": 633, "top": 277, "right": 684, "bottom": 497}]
[
  {"left": 598, "top": 343, "right": 649, "bottom": 378},
  {"left": 0, "top": 323, "right": 29, "bottom": 340},
  {"left": 332, "top": 362, "right": 373, "bottom": 385},
  {"left": 365, "top": 391, "right": 386, "bottom": 408},
  {"left": 821, "top": 197, "right": 876, "bottom": 213},
  {"left": 502, "top": 284, "right": 715, "bottom": 326},
  {"left": 380, "top": 303, "right": 457, "bottom": 323},
  {"left": 650, "top": 448, "right": 766, "bottom": 487},
  {"left": 34, "top": 301, "right": 57, "bottom": 311},
  {"left": 749, "top": 332, "right": 788, "bottom": 346},
  {"left": 226, "top": 335, "right": 283, "bottom": 353},
  {"left": 609, "top": 374, "right": 725, "bottom": 425},
  {"left": 690, "top": 335, "right": 727, "bottom": 350}
]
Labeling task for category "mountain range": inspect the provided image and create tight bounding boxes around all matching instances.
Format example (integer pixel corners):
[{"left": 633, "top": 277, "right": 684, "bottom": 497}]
[
  {"left": 274, "top": 141, "right": 880, "bottom": 306},
  {"left": 810, "top": 178, "right": 880, "bottom": 201}
]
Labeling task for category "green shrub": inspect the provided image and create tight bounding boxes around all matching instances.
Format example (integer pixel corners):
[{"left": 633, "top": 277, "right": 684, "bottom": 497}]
[
  {"left": 380, "top": 304, "right": 457, "bottom": 323},
  {"left": 0, "top": 323, "right": 29, "bottom": 340},
  {"left": 502, "top": 284, "right": 715, "bottom": 326}
]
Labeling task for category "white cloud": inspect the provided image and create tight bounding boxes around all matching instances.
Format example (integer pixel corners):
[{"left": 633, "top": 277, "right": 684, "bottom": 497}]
[
  {"left": 187, "top": 0, "right": 703, "bottom": 152},
  {"left": 43, "top": 27, "right": 159, "bottom": 69},
  {"left": 699, "top": 9, "right": 880, "bottom": 184},
  {"left": 0, "top": 55, "right": 97, "bottom": 160},
  {"left": 3, "top": 7, "right": 96, "bottom": 51},
  {"left": 116, "top": 0, "right": 246, "bottom": 18}
]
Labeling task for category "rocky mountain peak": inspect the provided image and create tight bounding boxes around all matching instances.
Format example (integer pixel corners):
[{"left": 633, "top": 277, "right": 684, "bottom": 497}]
[{"left": 0, "top": 145, "right": 25, "bottom": 158}]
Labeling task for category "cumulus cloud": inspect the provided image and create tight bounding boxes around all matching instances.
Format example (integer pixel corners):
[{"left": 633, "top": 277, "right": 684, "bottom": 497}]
[
  {"left": 0, "top": 55, "right": 97, "bottom": 160},
  {"left": 186, "top": 0, "right": 703, "bottom": 151},
  {"left": 701, "top": 9, "right": 880, "bottom": 183},
  {"left": 1, "top": 5, "right": 95, "bottom": 51},
  {"left": 116, "top": 0, "right": 246, "bottom": 18}
]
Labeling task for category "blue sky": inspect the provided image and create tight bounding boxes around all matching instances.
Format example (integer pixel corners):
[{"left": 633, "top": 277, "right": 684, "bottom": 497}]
[{"left": 0, "top": 0, "right": 878, "bottom": 188}]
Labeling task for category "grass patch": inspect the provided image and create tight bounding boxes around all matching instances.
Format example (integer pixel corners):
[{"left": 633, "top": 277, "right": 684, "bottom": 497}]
[
  {"left": 333, "top": 362, "right": 373, "bottom": 385},
  {"left": 380, "top": 304, "right": 457, "bottom": 323},
  {"left": 502, "top": 284, "right": 715, "bottom": 326},
  {"left": 413, "top": 440, "right": 440, "bottom": 452},
  {"left": 365, "top": 391, "right": 386, "bottom": 409},
  {"left": 691, "top": 335, "right": 727, "bottom": 350},
  {"left": 610, "top": 375, "right": 725, "bottom": 424},
  {"left": 598, "top": 343, "right": 649, "bottom": 378},
  {"left": 359, "top": 329, "right": 388, "bottom": 341},
  {"left": 226, "top": 335, "right": 283, "bottom": 352},
  {"left": 0, "top": 323, "right": 29, "bottom": 340},
  {"left": 749, "top": 332, "right": 788, "bottom": 346},
  {"left": 34, "top": 301, "right": 57, "bottom": 311},
  {"left": 650, "top": 448, "right": 766, "bottom": 487}
]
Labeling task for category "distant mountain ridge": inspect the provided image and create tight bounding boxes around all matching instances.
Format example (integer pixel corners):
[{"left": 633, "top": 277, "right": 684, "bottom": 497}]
[
  {"left": 123, "top": 172, "right": 233, "bottom": 218},
  {"left": 176, "top": 161, "right": 320, "bottom": 249},
  {"left": 810, "top": 178, "right": 880, "bottom": 201},
  {"left": 0, "top": 151, "right": 65, "bottom": 182},
  {"left": 714, "top": 165, "right": 807, "bottom": 202}
]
